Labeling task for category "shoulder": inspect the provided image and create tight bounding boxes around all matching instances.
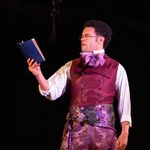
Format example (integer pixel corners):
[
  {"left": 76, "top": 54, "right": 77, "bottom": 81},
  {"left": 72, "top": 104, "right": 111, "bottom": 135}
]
[
  {"left": 105, "top": 54, "right": 128, "bottom": 75},
  {"left": 63, "top": 57, "right": 80, "bottom": 68},
  {"left": 105, "top": 54, "right": 119, "bottom": 64},
  {"left": 105, "top": 54, "right": 120, "bottom": 69}
]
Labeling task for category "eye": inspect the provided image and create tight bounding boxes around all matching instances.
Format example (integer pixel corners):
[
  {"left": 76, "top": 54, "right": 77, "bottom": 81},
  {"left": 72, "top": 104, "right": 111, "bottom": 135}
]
[{"left": 79, "top": 34, "right": 97, "bottom": 40}]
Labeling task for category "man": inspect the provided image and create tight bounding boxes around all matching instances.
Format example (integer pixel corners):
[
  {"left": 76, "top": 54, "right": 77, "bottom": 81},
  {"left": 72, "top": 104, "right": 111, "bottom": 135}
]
[{"left": 27, "top": 19, "right": 132, "bottom": 150}]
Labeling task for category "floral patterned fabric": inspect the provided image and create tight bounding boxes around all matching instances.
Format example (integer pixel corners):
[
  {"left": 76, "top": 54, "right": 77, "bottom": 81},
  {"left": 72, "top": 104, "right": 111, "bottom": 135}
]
[{"left": 60, "top": 104, "right": 117, "bottom": 150}]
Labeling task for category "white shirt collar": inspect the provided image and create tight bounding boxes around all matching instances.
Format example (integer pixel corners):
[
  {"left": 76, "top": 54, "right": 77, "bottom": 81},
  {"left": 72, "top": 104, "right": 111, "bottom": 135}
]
[{"left": 93, "top": 49, "right": 105, "bottom": 54}]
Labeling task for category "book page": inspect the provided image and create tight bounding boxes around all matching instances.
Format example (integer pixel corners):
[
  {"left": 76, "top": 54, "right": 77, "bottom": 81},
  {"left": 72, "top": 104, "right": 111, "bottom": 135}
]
[{"left": 31, "top": 38, "right": 46, "bottom": 61}]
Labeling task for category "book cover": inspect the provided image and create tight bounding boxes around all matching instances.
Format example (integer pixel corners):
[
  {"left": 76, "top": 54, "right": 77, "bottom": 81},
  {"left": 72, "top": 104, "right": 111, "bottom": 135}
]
[{"left": 17, "top": 38, "right": 46, "bottom": 63}]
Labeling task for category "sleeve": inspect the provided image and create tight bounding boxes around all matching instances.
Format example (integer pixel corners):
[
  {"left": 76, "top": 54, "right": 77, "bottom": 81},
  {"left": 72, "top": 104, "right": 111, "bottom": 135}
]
[
  {"left": 116, "top": 64, "right": 132, "bottom": 127},
  {"left": 39, "top": 61, "right": 72, "bottom": 101}
]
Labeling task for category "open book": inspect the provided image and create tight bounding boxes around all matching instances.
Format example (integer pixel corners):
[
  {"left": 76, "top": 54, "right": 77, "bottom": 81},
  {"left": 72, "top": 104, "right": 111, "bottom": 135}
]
[{"left": 17, "top": 38, "right": 46, "bottom": 63}]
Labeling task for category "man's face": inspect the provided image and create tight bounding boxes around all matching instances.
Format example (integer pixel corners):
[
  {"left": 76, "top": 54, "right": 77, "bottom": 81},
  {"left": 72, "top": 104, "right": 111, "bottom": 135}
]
[{"left": 80, "top": 27, "right": 102, "bottom": 52}]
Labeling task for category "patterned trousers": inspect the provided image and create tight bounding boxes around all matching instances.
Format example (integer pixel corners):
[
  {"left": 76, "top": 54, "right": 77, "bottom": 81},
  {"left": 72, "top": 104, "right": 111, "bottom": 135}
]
[{"left": 60, "top": 122, "right": 117, "bottom": 150}]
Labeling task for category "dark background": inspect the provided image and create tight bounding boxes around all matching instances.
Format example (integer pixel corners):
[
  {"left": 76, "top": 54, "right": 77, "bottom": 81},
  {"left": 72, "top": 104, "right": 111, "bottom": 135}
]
[{"left": 3, "top": 0, "right": 149, "bottom": 149}]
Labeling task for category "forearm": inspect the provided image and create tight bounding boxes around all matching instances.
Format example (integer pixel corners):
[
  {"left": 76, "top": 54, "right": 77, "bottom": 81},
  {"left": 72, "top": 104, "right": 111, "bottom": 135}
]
[
  {"left": 115, "top": 121, "right": 130, "bottom": 150},
  {"left": 121, "top": 121, "right": 130, "bottom": 135},
  {"left": 35, "top": 72, "right": 49, "bottom": 91}
]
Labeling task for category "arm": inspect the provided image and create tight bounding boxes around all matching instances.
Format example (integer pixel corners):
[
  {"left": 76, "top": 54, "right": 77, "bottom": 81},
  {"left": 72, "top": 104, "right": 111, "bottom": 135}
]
[
  {"left": 115, "top": 64, "right": 132, "bottom": 150},
  {"left": 27, "top": 58, "right": 49, "bottom": 91},
  {"left": 27, "top": 58, "right": 72, "bottom": 100},
  {"left": 115, "top": 121, "right": 130, "bottom": 150}
]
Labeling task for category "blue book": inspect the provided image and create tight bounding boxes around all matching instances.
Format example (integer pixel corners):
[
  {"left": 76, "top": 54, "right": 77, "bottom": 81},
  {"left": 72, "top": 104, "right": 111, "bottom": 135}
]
[{"left": 17, "top": 38, "right": 46, "bottom": 63}]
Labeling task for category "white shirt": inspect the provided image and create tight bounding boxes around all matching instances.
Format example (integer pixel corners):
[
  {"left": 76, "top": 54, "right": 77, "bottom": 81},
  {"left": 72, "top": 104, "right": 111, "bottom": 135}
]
[{"left": 39, "top": 51, "right": 132, "bottom": 127}]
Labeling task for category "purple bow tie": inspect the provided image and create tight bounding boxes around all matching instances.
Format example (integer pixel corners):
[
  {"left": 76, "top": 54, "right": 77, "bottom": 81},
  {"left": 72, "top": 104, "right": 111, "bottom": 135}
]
[{"left": 80, "top": 52, "right": 105, "bottom": 67}]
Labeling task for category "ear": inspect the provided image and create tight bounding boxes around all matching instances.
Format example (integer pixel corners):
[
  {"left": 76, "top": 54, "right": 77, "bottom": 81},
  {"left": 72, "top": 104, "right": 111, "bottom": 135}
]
[{"left": 98, "top": 36, "right": 104, "bottom": 44}]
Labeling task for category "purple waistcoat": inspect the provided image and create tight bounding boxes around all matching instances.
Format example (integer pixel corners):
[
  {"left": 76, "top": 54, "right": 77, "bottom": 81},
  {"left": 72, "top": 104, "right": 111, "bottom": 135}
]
[{"left": 70, "top": 55, "right": 119, "bottom": 107}]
